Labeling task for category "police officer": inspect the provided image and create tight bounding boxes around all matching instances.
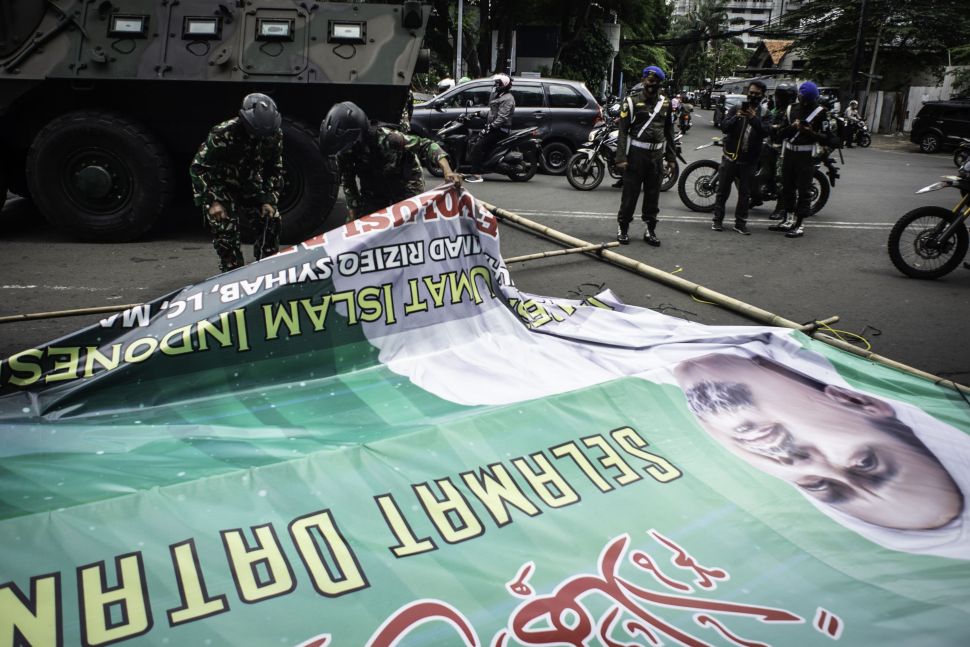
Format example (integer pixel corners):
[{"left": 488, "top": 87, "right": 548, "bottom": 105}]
[
  {"left": 615, "top": 66, "right": 675, "bottom": 246},
  {"left": 753, "top": 81, "right": 796, "bottom": 219},
  {"left": 468, "top": 73, "right": 516, "bottom": 182},
  {"left": 711, "top": 81, "right": 767, "bottom": 235},
  {"left": 190, "top": 93, "right": 284, "bottom": 273},
  {"left": 769, "top": 81, "right": 838, "bottom": 238},
  {"left": 319, "top": 101, "right": 461, "bottom": 221}
]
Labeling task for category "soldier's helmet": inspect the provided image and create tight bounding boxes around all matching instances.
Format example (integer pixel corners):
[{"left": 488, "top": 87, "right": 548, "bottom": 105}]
[
  {"left": 239, "top": 93, "right": 281, "bottom": 137},
  {"left": 319, "top": 101, "right": 368, "bottom": 156}
]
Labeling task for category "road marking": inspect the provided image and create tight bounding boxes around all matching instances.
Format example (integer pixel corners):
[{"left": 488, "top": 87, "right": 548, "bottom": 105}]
[
  {"left": 1, "top": 284, "right": 145, "bottom": 292},
  {"left": 506, "top": 209, "right": 893, "bottom": 230}
]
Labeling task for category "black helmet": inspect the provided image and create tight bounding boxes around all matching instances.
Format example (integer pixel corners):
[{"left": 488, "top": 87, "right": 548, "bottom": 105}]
[
  {"left": 774, "top": 82, "right": 796, "bottom": 107},
  {"left": 239, "top": 93, "right": 281, "bottom": 137},
  {"left": 319, "top": 101, "right": 368, "bottom": 156}
]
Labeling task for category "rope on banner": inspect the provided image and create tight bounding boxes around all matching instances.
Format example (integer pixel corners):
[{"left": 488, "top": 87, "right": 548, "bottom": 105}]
[{"left": 480, "top": 199, "right": 970, "bottom": 396}]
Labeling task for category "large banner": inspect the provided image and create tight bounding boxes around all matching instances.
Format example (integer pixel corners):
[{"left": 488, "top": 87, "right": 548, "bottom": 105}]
[{"left": 1, "top": 186, "right": 969, "bottom": 646}]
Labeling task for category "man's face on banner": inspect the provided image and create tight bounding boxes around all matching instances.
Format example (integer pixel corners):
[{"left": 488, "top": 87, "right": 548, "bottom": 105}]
[{"left": 674, "top": 355, "right": 962, "bottom": 531}]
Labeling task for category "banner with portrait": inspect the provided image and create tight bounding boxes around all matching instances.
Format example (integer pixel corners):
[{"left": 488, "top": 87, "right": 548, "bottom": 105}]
[{"left": 1, "top": 186, "right": 968, "bottom": 646}]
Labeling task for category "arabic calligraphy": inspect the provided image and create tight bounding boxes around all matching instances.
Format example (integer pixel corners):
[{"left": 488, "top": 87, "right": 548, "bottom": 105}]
[{"left": 305, "top": 529, "right": 831, "bottom": 646}]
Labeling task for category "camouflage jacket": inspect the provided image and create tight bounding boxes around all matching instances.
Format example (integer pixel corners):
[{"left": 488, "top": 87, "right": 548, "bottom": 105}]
[
  {"left": 189, "top": 118, "right": 284, "bottom": 210},
  {"left": 337, "top": 126, "right": 448, "bottom": 213}
]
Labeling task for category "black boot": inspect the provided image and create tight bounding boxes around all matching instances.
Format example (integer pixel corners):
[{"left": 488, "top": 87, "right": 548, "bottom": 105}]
[
  {"left": 643, "top": 223, "right": 661, "bottom": 247},
  {"left": 612, "top": 179, "right": 624, "bottom": 188},
  {"left": 617, "top": 223, "right": 630, "bottom": 244},
  {"left": 785, "top": 216, "right": 805, "bottom": 238}
]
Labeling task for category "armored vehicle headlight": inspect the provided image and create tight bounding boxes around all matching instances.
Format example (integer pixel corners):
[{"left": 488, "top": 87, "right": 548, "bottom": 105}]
[
  {"left": 108, "top": 15, "right": 149, "bottom": 37},
  {"left": 183, "top": 17, "right": 221, "bottom": 40},
  {"left": 328, "top": 21, "right": 366, "bottom": 44},
  {"left": 257, "top": 19, "right": 294, "bottom": 41}
]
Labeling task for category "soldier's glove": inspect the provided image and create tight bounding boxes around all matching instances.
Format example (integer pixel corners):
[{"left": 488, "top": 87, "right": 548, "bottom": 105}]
[
  {"left": 261, "top": 203, "right": 278, "bottom": 219},
  {"left": 208, "top": 202, "right": 227, "bottom": 220}
]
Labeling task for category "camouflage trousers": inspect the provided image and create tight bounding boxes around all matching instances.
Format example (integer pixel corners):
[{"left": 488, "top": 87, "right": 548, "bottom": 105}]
[
  {"left": 347, "top": 167, "right": 425, "bottom": 222},
  {"left": 205, "top": 201, "right": 282, "bottom": 273}
]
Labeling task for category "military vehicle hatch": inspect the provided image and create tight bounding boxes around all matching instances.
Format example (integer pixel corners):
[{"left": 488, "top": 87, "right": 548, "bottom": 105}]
[{"left": 0, "top": 0, "right": 430, "bottom": 242}]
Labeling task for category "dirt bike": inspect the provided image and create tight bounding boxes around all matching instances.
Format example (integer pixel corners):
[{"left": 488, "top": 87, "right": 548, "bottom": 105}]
[
  {"left": 566, "top": 128, "right": 683, "bottom": 192},
  {"left": 851, "top": 120, "right": 872, "bottom": 148},
  {"left": 425, "top": 111, "right": 541, "bottom": 182},
  {"left": 888, "top": 162, "right": 970, "bottom": 279},
  {"left": 678, "top": 137, "right": 836, "bottom": 214}
]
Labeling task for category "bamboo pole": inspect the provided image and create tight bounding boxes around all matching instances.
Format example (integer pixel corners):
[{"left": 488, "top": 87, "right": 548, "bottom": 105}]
[
  {"left": 0, "top": 304, "right": 142, "bottom": 324},
  {"left": 481, "top": 200, "right": 970, "bottom": 396},
  {"left": 505, "top": 242, "right": 620, "bottom": 264}
]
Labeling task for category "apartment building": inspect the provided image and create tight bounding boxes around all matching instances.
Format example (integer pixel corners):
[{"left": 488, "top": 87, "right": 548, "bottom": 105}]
[{"left": 671, "top": 0, "right": 808, "bottom": 50}]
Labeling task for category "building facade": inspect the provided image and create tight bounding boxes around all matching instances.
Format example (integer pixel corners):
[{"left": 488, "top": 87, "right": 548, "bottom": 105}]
[{"left": 672, "top": 0, "right": 809, "bottom": 50}]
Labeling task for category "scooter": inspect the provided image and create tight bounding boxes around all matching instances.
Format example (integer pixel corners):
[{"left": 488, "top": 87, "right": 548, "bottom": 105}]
[{"left": 426, "top": 111, "right": 541, "bottom": 182}]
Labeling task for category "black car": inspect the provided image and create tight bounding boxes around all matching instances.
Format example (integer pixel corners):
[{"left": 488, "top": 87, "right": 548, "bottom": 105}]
[
  {"left": 410, "top": 76, "right": 602, "bottom": 175},
  {"left": 910, "top": 100, "right": 970, "bottom": 153}
]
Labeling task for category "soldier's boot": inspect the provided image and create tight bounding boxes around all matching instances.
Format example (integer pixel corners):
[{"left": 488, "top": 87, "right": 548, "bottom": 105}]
[
  {"left": 712, "top": 206, "right": 724, "bottom": 231},
  {"left": 768, "top": 213, "right": 795, "bottom": 232},
  {"left": 768, "top": 200, "right": 786, "bottom": 220},
  {"left": 617, "top": 223, "right": 630, "bottom": 245},
  {"left": 643, "top": 222, "right": 661, "bottom": 247},
  {"left": 255, "top": 212, "right": 283, "bottom": 260}
]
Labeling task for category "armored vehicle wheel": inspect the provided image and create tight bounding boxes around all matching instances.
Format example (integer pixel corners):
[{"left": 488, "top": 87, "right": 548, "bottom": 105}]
[
  {"left": 0, "top": 162, "right": 7, "bottom": 209},
  {"left": 26, "top": 111, "right": 172, "bottom": 242},
  {"left": 4, "top": 155, "right": 30, "bottom": 199},
  {"left": 277, "top": 119, "right": 339, "bottom": 243}
]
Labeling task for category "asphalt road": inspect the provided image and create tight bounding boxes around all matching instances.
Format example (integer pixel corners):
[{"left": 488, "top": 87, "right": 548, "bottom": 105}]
[{"left": 2, "top": 109, "right": 969, "bottom": 385}]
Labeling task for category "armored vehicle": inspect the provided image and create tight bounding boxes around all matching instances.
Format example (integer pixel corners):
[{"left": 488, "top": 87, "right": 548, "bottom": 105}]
[{"left": 0, "top": 0, "right": 429, "bottom": 242}]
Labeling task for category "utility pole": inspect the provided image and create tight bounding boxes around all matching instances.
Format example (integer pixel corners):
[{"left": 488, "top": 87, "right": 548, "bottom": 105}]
[
  {"left": 862, "top": 22, "right": 884, "bottom": 120},
  {"left": 848, "top": 0, "right": 866, "bottom": 99},
  {"left": 455, "top": 0, "right": 464, "bottom": 80}
]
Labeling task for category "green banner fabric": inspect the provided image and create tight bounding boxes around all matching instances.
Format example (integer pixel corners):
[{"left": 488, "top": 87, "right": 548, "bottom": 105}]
[{"left": 1, "top": 186, "right": 969, "bottom": 646}]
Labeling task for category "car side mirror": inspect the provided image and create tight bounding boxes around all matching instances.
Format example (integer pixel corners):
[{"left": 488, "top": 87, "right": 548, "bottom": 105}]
[{"left": 432, "top": 101, "right": 443, "bottom": 112}]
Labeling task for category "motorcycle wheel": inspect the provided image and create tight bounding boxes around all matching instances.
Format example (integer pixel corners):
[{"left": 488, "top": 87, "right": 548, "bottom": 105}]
[
  {"left": 857, "top": 133, "right": 871, "bottom": 148},
  {"left": 809, "top": 169, "right": 831, "bottom": 215},
  {"left": 888, "top": 206, "right": 969, "bottom": 279},
  {"left": 954, "top": 148, "right": 970, "bottom": 168},
  {"left": 565, "top": 152, "right": 604, "bottom": 190},
  {"left": 660, "top": 157, "right": 679, "bottom": 192},
  {"left": 507, "top": 145, "right": 538, "bottom": 182},
  {"left": 608, "top": 162, "right": 622, "bottom": 180},
  {"left": 677, "top": 159, "right": 720, "bottom": 212}
]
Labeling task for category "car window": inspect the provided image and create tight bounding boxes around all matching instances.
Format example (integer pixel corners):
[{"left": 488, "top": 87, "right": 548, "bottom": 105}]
[
  {"left": 511, "top": 84, "right": 544, "bottom": 108},
  {"left": 440, "top": 86, "right": 490, "bottom": 109},
  {"left": 547, "top": 83, "right": 587, "bottom": 108}
]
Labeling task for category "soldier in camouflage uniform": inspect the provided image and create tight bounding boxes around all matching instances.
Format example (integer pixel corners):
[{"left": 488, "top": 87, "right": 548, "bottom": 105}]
[
  {"left": 319, "top": 101, "right": 460, "bottom": 220},
  {"left": 190, "top": 94, "right": 284, "bottom": 272}
]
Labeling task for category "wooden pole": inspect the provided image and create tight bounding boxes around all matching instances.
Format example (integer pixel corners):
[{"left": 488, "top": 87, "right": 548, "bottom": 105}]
[
  {"left": 0, "top": 304, "right": 142, "bottom": 324},
  {"left": 505, "top": 242, "right": 620, "bottom": 264},
  {"left": 481, "top": 200, "right": 970, "bottom": 395}
]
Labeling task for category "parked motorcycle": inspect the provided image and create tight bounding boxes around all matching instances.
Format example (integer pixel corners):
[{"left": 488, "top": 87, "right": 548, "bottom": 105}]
[
  {"left": 888, "top": 161, "right": 970, "bottom": 279},
  {"left": 678, "top": 137, "right": 837, "bottom": 215},
  {"left": 426, "top": 111, "right": 541, "bottom": 182},
  {"left": 566, "top": 127, "right": 683, "bottom": 192},
  {"left": 954, "top": 137, "right": 970, "bottom": 168}
]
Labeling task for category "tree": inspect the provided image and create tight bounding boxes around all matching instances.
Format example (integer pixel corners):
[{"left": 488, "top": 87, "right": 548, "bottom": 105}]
[{"left": 781, "top": 0, "right": 970, "bottom": 89}]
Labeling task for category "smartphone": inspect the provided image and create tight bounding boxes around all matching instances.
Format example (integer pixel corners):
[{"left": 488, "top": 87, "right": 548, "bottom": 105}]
[{"left": 740, "top": 101, "right": 750, "bottom": 111}]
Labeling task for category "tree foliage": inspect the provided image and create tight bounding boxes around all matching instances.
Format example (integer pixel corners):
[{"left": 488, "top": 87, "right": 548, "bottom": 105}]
[{"left": 781, "top": 0, "right": 970, "bottom": 90}]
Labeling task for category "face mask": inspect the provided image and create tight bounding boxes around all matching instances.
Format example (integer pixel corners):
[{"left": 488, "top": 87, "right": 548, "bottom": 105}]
[
  {"left": 748, "top": 93, "right": 762, "bottom": 105},
  {"left": 643, "top": 82, "right": 659, "bottom": 94}
]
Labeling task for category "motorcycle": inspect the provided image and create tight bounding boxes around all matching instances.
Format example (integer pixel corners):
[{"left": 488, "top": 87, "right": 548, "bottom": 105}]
[
  {"left": 954, "top": 137, "right": 970, "bottom": 168},
  {"left": 678, "top": 137, "right": 838, "bottom": 215},
  {"left": 565, "top": 126, "right": 683, "bottom": 192},
  {"left": 888, "top": 161, "right": 970, "bottom": 279},
  {"left": 851, "top": 119, "right": 872, "bottom": 148},
  {"left": 678, "top": 108, "right": 692, "bottom": 134},
  {"left": 426, "top": 111, "right": 541, "bottom": 182}
]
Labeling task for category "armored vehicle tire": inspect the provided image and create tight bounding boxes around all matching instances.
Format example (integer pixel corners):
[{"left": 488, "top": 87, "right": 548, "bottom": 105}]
[
  {"left": 276, "top": 119, "right": 339, "bottom": 243},
  {"left": 4, "top": 155, "right": 30, "bottom": 199},
  {"left": 0, "top": 163, "right": 7, "bottom": 209},
  {"left": 26, "top": 111, "right": 173, "bottom": 242}
]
